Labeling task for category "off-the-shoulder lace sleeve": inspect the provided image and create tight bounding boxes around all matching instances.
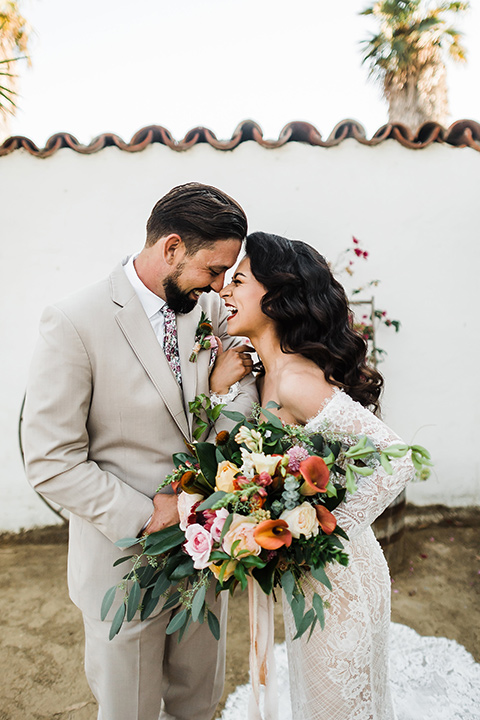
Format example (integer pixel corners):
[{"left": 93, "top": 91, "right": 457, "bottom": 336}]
[{"left": 305, "top": 390, "right": 415, "bottom": 541}]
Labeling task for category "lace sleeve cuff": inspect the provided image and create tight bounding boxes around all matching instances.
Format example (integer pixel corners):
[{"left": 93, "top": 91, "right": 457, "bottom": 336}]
[{"left": 210, "top": 381, "right": 240, "bottom": 406}]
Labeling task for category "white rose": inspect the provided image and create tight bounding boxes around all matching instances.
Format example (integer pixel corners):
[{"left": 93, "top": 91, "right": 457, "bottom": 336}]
[
  {"left": 177, "top": 492, "right": 204, "bottom": 531},
  {"left": 250, "top": 452, "right": 282, "bottom": 476},
  {"left": 280, "top": 502, "right": 319, "bottom": 539}
]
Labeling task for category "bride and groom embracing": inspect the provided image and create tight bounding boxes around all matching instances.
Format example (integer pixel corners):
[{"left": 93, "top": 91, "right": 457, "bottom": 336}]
[{"left": 22, "top": 182, "right": 413, "bottom": 720}]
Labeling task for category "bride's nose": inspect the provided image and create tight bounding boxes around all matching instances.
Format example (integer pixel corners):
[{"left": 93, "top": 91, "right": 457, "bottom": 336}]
[{"left": 220, "top": 283, "right": 232, "bottom": 299}]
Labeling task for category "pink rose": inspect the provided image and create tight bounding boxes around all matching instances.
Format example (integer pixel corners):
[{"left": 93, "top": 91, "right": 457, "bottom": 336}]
[
  {"left": 184, "top": 524, "right": 213, "bottom": 569},
  {"left": 222, "top": 514, "right": 261, "bottom": 558},
  {"left": 178, "top": 492, "right": 204, "bottom": 531},
  {"left": 210, "top": 508, "right": 229, "bottom": 543}
]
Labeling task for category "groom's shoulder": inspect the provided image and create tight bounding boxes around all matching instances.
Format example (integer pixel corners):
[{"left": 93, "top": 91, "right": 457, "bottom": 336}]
[{"left": 49, "top": 262, "right": 125, "bottom": 323}]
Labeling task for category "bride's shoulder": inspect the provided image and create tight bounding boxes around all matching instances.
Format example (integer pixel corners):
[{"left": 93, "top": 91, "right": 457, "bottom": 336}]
[{"left": 276, "top": 363, "right": 337, "bottom": 425}]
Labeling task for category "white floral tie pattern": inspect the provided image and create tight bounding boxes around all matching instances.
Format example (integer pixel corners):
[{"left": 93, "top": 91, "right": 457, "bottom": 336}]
[{"left": 162, "top": 305, "right": 182, "bottom": 387}]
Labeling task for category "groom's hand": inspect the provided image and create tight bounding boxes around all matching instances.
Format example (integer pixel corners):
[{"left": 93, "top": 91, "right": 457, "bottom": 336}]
[
  {"left": 143, "top": 493, "right": 179, "bottom": 535},
  {"left": 210, "top": 339, "right": 254, "bottom": 395}
]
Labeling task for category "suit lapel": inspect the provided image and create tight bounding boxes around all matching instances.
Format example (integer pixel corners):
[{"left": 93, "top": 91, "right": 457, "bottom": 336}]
[{"left": 110, "top": 264, "right": 190, "bottom": 440}]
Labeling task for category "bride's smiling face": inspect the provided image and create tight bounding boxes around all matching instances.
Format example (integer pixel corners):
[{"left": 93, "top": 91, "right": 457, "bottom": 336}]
[{"left": 220, "top": 256, "right": 269, "bottom": 338}]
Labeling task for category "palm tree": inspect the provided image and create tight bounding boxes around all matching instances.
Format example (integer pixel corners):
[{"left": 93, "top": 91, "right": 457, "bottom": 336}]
[
  {"left": 360, "top": 1, "right": 469, "bottom": 130},
  {"left": 0, "top": 1, "right": 31, "bottom": 139}
]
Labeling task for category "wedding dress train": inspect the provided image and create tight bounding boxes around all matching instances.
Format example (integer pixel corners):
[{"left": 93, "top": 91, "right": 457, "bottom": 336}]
[{"left": 220, "top": 623, "right": 480, "bottom": 720}]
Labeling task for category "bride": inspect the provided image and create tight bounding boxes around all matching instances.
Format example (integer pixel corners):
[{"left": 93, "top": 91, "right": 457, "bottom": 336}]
[{"left": 213, "top": 231, "right": 415, "bottom": 720}]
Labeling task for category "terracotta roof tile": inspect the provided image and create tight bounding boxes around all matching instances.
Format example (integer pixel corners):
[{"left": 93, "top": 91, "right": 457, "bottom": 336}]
[{"left": 1, "top": 119, "right": 479, "bottom": 157}]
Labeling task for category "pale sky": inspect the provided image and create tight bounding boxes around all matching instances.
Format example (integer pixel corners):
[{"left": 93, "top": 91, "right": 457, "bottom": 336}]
[{"left": 9, "top": 0, "right": 480, "bottom": 146}]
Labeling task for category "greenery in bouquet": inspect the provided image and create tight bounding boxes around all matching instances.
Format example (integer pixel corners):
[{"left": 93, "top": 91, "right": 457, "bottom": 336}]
[{"left": 102, "top": 397, "right": 431, "bottom": 642}]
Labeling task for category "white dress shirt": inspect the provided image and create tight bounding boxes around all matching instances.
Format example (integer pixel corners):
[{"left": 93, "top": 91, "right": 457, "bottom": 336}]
[{"left": 123, "top": 253, "right": 166, "bottom": 345}]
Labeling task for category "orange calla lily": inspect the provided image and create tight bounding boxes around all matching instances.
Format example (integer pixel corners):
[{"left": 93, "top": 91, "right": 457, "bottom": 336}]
[
  {"left": 315, "top": 505, "right": 337, "bottom": 535},
  {"left": 299, "top": 456, "right": 330, "bottom": 494},
  {"left": 253, "top": 519, "right": 292, "bottom": 549}
]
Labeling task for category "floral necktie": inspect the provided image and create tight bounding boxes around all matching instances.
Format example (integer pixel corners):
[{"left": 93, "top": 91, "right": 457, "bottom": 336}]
[{"left": 162, "top": 305, "right": 182, "bottom": 387}]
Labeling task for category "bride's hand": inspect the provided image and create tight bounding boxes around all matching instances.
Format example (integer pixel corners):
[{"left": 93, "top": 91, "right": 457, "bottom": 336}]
[{"left": 210, "top": 338, "right": 254, "bottom": 395}]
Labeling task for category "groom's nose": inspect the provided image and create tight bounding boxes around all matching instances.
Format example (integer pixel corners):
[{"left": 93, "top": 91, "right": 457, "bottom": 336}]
[{"left": 210, "top": 273, "right": 226, "bottom": 293}]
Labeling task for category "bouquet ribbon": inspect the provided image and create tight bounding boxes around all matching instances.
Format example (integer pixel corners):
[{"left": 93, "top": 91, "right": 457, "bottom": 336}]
[{"left": 248, "top": 577, "right": 278, "bottom": 720}]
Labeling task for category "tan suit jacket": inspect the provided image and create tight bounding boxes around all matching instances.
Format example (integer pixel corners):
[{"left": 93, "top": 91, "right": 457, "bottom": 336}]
[{"left": 23, "top": 261, "right": 257, "bottom": 619}]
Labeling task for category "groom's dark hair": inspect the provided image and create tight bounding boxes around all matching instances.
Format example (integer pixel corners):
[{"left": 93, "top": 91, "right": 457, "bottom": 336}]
[{"left": 145, "top": 182, "right": 247, "bottom": 253}]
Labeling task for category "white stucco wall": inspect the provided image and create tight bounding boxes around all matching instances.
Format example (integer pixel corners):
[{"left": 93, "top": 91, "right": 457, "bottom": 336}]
[{"left": 1, "top": 139, "right": 478, "bottom": 531}]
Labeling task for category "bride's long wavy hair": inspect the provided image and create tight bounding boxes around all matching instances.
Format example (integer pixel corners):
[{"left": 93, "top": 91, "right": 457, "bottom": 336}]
[{"left": 245, "top": 231, "right": 383, "bottom": 413}]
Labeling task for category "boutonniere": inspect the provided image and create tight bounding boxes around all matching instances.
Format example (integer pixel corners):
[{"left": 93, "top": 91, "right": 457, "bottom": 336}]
[{"left": 189, "top": 311, "right": 218, "bottom": 363}]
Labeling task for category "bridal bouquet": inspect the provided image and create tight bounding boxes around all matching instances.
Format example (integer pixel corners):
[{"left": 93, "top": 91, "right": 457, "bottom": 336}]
[{"left": 102, "top": 398, "right": 431, "bottom": 642}]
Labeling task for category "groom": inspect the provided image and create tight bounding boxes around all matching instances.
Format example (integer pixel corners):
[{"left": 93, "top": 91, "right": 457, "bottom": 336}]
[{"left": 22, "top": 183, "right": 257, "bottom": 720}]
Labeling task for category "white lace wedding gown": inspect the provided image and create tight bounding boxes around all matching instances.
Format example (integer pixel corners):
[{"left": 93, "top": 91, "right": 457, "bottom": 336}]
[
  {"left": 220, "top": 389, "right": 480, "bottom": 720},
  {"left": 280, "top": 388, "right": 414, "bottom": 720}
]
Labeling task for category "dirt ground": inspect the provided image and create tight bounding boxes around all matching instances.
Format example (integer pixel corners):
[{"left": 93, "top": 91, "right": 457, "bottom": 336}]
[{"left": 1, "top": 507, "right": 479, "bottom": 720}]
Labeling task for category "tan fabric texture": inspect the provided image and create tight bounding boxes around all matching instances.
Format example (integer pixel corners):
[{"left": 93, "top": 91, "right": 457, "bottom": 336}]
[{"left": 22, "top": 260, "right": 257, "bottom": 720}]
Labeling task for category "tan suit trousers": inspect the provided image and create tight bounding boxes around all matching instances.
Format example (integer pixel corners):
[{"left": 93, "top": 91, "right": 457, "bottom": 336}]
[{"left": 83, "top": 591, "right": 228, "bottom": 720}]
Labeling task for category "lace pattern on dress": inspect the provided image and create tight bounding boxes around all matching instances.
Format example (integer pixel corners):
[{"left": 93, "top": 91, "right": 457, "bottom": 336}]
[{"left": 283, "top": 391, "right": 415, "bottom": 720}]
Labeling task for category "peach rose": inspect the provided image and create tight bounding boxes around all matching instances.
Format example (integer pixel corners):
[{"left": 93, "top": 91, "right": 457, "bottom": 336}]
[
  {"left": 280, "top": 502, "right": 319, "bottom": 539},
  {"left": 222, "top": 514, "right": 262, "bottom": 558},
  {"left": 215, "top": 461, "right": 239, "bottom": 493}
]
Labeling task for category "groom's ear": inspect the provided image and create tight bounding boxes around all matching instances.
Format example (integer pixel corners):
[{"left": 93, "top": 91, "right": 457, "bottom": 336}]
[{"left": 163, "top": 234, "right": 185, "bottom": 265}]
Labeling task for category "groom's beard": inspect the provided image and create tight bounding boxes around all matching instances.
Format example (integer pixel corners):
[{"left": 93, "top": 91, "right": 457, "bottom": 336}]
[{"left": 163, "top": 268, "right": 212, "bottom": 314}]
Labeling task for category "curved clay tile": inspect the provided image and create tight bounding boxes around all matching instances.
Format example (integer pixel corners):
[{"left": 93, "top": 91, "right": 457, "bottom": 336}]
[{"left": 1, "top": 119, "right": 479, "bottom": 157}]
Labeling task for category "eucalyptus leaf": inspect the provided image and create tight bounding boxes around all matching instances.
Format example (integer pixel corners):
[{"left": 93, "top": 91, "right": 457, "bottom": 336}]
[
  {"left": 136, "top": 564, "right": 156, "bottom": 587},
  {"left": 221, "top": 409, "right": 246, "bottom": 422},
  {"left": 281, "top": 570, "right": 295, "bottom": 603},
  {"left": 167, "top": 555, "right": 195, "bottom": 582},
  {"left": 166, "top": 608, "right": 188, "bottom": 635},
  {"left": 144, "top": 524, "right": 185, "bottom": 555},
  {"left": 192, "top": 585, "right": 207, "bottom": 622},
  {"left": 162, "top": 590, "right": 181, "bottom": 612},
  {"left": 101, "top": 586, "right": 117, "bottom": 621},
  {"left": 290, "top": 593, "right": 305, "bottom": 629},
  {"left": 126, "top": 581, "right": 141, "bottom": 621},
  {"left": 113, "top": 555, "right": 134, "bottom": 567},
  {"left": 310, "top": 565, "right": 332, "bottom": 591},
  {"left": 152, "top": 571, "right": 171, "bottom": 598},
  {"left": 178, "top": 613, "right": 193, "bottom": 642},
  {"left": 197, "top": 491, "right": 227, "bottom": 512},
  {"left": 109, "top": 601, "right": 126, "bottom": 640},
  {"left": 312, "top": 592, "right": 325, "bottom": 630},
  {"left": 293, "top": 608, "right": 315, "bottom": 640},
  {"left": 290, "top": 594, "right": 306, "bottom": 632},
  {"left": 259, "top": 406, "right": 284, "bottom": 430},
  {"left": 115, "top": 537, "right": 140, "bottom": 549},
  {"left": 141, "top": 587, "right": 160, "bottom": 620}
]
